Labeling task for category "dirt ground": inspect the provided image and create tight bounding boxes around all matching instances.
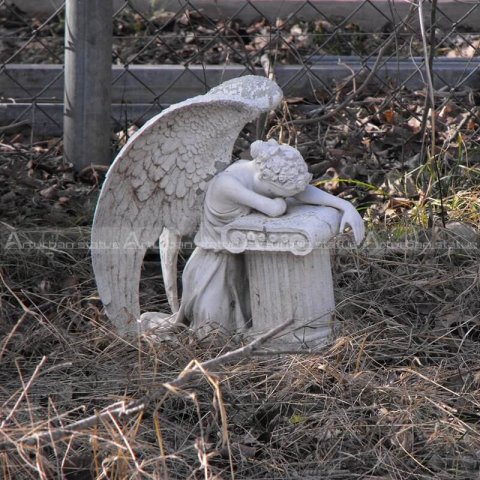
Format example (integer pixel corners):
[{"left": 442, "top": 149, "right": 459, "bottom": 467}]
[
  {"left": 1, "top": 3, "right": 480, "bottom": 480},
  {"left": 1, "top": 106, "right": 479, "bottom": 479}
]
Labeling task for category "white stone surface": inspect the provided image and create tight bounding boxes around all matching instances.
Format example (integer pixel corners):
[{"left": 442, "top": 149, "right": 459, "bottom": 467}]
[
  {"left": 222, "top": 204, "right": 341, "bottom": 256},
  {"left": 246, "top": 249, "right": 336, "bottom": 349},
  {"left": 91, "top": 76, "right": 283, "bottom": 334},
  {"left": 222, "top": 205, "right": 341, "bottom": 350},
  {"left": 92, "top": 76, "right": 365, "bottom": 347},
  {"left": 179, "top": 140, "right": 363, "bottom": 341}
]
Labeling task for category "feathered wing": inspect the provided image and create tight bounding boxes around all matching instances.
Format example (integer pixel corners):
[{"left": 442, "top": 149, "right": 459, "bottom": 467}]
[
  {"left": 159, "top": 227, "right": 181, "bottom": 313},
  {"left": 91, "top": 76, "right": 283, "bottom": 334}
]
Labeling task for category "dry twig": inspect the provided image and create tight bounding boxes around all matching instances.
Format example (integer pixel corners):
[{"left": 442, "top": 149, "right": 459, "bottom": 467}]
[
  {"left": 289, "top": 4, "right": 416, "bottom": 126},
  {"left": 0, "top": 319, "right": 294, "bottom": 451}
]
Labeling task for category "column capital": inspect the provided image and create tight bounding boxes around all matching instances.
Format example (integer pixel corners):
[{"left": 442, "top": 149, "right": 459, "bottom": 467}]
[{"left": 221, "top": 204, "right": 341, "bottom": 256}]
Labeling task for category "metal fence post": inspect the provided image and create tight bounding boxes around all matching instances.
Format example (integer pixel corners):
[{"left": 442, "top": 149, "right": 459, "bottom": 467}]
[{"left": 64, "top": 0, "right": 112, "bottom": 170}]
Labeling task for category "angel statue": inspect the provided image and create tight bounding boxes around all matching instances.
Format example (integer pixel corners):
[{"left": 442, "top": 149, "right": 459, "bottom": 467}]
[{"left": 91, "top": 76, "right": 364, "bottom": 336}]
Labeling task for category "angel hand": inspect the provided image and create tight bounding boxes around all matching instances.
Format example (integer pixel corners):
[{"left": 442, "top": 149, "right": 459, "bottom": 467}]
[
  {"left": 265, "top": 197, "right": 287, "bottom": 217},
  {"left": 339, "top": 205, "right": 365, "bottom": 245}
]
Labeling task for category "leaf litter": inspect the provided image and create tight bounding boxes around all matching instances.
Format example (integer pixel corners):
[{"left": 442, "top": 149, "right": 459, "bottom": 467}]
[{"left": 0, "top": 4, "right": 480, "bottom": 480}]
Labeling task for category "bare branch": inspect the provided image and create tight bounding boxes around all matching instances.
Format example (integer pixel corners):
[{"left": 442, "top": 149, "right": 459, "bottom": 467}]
[
  {"left": 0, "top": 319, "right": 294, "bottom": 450},
  {"left": 289, "top": 4, "right": 416, "bottom": 126}
]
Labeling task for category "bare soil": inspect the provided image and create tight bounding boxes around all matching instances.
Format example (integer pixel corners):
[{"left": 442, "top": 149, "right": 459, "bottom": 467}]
[{"left": 0, "top": 3, "right": 480, "bottom": 479}]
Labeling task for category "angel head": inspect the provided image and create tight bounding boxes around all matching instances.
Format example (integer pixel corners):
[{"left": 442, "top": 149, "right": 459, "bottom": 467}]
[{"left": 251, "top": 139, "right": 312, "bottom": 197}]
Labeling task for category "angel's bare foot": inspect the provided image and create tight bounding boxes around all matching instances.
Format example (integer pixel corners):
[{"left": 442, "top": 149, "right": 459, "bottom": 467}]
[{"left": 138, "top": 311, "right": 186, "bottom": 333}]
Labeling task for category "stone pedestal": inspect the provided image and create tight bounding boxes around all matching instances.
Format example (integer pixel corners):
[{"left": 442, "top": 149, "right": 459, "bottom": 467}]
[{"left": 221, "top": 204, "right": 341, "bottom": 350}]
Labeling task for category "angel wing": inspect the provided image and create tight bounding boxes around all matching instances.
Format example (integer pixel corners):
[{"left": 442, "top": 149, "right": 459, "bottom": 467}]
[{"left": 91, "top": 75, "right": 283, "bottom": 334}]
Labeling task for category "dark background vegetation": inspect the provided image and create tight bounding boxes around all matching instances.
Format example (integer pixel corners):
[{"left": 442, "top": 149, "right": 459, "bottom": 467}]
[{"left": 0, "top": 3, "right": 479, "bottom": 478}]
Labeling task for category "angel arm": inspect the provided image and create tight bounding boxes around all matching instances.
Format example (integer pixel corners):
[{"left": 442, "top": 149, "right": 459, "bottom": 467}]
[
  {"left": 294, "top": 185, "right": 365, "bottom": 244},
  {"left": 217, "top": 175, "right": 287, "bottom": 217}
]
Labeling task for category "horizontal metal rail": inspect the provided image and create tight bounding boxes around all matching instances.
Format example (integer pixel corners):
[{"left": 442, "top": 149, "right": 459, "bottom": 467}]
[{"left": 2, "top": 58, "right": 480, "bottom": 103}]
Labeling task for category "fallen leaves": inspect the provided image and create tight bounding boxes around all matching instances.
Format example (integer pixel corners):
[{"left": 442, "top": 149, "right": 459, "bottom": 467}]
[{"left": 0, "top": 141, "right": 99, "bottom": 227}]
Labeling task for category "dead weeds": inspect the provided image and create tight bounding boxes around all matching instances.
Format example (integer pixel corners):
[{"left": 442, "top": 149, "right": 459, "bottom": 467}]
[
  {"left": 0, "top": 145, "right": 479, "bottom": 479},
  {"left": 1, "top": 4, "right": 480, "bottom": 476}
]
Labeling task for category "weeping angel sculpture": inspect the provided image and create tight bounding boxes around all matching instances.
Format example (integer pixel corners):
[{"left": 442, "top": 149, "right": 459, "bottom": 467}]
[{"left": 92, "top": 76, "right": 364, "bottom": 336}]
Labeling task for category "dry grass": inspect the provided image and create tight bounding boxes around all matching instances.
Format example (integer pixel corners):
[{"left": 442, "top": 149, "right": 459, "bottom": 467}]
[
  {"left": 0, "top": 197, "right": 479, "bottom": 479},
  {"left": 1, "top": 2, "right": 480, "bottom": 475},
  {"left": 1, "top": 119, "right": 480, "bottom": 478}
]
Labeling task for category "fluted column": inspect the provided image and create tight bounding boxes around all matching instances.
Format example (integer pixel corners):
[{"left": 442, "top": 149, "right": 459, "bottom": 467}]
[{"left": 221, "top": 204, "right": 341, "bottom": 350}]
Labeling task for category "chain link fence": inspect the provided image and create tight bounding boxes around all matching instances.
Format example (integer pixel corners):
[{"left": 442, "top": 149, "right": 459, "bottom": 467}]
[
  {"left": 1, "top": 5, "right": 480, "bottom": 477},
  {"left": 0, "top": 0, "right": 65, "bottom": 145},
  {"left": 110, "top": 0, "right": 480, "bottom": 158},
  {"left": 1, "top": 0, "right": 480, "bottom": 196}
]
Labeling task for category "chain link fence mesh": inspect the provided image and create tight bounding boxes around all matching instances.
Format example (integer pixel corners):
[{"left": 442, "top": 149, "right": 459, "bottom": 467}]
[
  {"left": 0, "top": 1, "right": 65, "bottom": 142},
  {"left": 0, "top": 0, "right": 480, "bottom": 213},
  {"left": 1, "top": 2, "right": 480, "bottom": 132},
  {"left": 1, "top": 4, "right": 480, "bottom": 478}
]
